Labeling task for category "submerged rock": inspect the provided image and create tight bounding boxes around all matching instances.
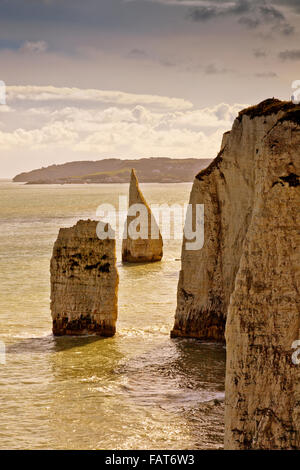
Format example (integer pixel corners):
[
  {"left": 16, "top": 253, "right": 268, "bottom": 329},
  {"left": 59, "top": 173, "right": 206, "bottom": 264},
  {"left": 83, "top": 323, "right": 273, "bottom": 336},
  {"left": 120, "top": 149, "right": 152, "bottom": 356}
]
[
  {"left": 50, "top": 219, "right": 118, "bottom": 336},
  {"left": 122, "top": 169, "right": 163, "bottom": 263}
]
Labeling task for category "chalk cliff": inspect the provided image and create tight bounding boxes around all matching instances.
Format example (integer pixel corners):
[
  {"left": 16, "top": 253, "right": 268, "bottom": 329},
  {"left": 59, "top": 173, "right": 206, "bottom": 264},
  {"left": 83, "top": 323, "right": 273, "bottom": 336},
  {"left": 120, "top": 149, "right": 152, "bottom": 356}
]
[
  {"left": 122, "top": 169, "right": 163, "bottom": 263},
  {"left": 225, "top": 103, "right": 300, "bottom": 449},
  {"left": 171, "top": 99, "right": 300, "bottom": 342},
  {"left": 171, "top": 98, "right": 300, "bottom": 449},
  {"left": 50, "top": 219, "right": 118, "bottom": 336}
]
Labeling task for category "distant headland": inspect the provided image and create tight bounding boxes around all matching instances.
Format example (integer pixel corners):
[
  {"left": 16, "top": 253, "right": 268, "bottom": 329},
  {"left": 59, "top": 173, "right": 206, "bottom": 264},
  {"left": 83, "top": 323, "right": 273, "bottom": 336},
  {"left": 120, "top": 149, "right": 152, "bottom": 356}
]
[{"left": 13, "top": 157, "right": 212, "bottom": 184}]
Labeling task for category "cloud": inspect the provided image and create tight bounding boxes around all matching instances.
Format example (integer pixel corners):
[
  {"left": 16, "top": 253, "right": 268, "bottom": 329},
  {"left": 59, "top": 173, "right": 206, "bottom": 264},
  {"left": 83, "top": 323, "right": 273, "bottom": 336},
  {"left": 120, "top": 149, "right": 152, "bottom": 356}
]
[
  {"left": 186, "top": 0, "right": 295, "bottom": 36},
  {"left": 127, "top": 48, "right": 176, "bottom": 68},
  {"left": 204, "top": 63, "right": 232, "bottom": 75},
  {"left": 0, "top": 105, "right": 12, "bottom": 113},
  {"left": 273, "top": 0, "right": 300, "bottom": 14},
  {"left": 259, "top": 4, "right": 284, "bottom": 21},
  {"left": 149, "top": 0, "right": 300, "bottom": 13},
  {"left": 188, "top": 6, "right": 218, "bottom": 21},
  {"left": 253, "top": 48, "right": 267, "bottom": 58},
  {"left": 128, "top": 48, "right": 149, "bottom": 58},
  {"left": 0, "top": 123, "right": 77, "bottom": 150},
  {"left": 188, "top": 0, "right": 251, "bottom": 22},
  {"left": 19, "top": 40, "right": 48, "bottom": 53},
  {"left": 7, "top": 85, "right": 193, "bottom": 111},
  {"left": 238, "top": 16, "right": 260, "bottom": 29},
  {"left": 166, "top": 102, "right": 246, "bottom": 129},
  {"left": 280, "top": 24, "right": 295, "bottom": 35},
  {"left": 255, "top": 71, "right": 278, "bottom": 78},
  {"left": 25, "top": 101, "right": 246, "bottom": 131},
  {"left": 278, "top": 49, "right": 300, "bottom": 61},
  {"left": 0, "top": 84, "right": 247, "bottom": 166}
]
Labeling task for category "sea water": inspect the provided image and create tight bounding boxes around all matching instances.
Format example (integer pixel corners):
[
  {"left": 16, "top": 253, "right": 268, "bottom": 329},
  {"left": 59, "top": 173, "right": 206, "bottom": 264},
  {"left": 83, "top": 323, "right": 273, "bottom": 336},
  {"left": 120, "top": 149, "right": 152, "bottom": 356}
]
[{"left": 0, "top": 181, "right": 225, "bottom": 450}]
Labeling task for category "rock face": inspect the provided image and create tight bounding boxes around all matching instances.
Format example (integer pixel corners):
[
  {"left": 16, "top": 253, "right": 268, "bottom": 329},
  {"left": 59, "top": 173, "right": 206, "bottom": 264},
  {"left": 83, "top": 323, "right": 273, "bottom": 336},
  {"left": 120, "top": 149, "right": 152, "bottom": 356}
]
[
  {"left": 171, "top": 98, "right": 300, "bottom": 343},
  {"left": 171, "top": 98, "right": 300, "bottom": 449},
  {"left": 122, "top": 169, "right": 163, "bottom": 263},
  {"left": 225, "top": 103, "right": 300, "bottom": 449},
  {"left": 50, "top": 219, "right": 118, "bottom": 336}
]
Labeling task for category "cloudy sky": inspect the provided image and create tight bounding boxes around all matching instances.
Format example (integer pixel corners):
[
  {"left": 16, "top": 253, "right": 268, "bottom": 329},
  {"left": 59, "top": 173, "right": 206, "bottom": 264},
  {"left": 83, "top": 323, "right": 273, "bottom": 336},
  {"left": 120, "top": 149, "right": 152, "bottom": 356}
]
[{"left": 0, "top": 0, "right": 300, "bottom": 177}]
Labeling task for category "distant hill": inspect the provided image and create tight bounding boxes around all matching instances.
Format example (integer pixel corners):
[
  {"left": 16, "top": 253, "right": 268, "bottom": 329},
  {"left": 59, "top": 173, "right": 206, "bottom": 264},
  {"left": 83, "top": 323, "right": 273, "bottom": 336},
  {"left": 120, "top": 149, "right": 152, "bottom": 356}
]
[{"left": 13, "top": 158, "right": 213, "bottom": 184}]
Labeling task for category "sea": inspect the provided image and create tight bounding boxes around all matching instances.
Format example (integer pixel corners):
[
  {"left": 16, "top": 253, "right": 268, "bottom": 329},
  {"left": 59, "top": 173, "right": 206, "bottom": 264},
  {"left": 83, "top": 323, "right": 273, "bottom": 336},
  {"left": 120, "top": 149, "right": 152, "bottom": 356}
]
[{"left": 0, "top": 180, "right": 225, "bottom": 450}]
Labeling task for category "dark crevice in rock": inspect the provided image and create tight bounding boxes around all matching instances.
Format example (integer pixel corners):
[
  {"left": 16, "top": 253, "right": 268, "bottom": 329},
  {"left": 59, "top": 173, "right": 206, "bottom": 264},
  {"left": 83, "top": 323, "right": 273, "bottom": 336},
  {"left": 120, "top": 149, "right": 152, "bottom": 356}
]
[
  {"left": 272, "top": 174, "right": 299, "bottom": 188},
  {"left": 99, "top": 262, "right": 110, "bottom": 273},
  {"left": 84, "top": 262, "right": 101, "bottom": 270},
  {"left": 278, "top": 108, "right": 300, "bottom": 126},
  {"left": 279, "top": 174, "right": 299, "bottom": 187},
  {"left": 69, "top": 260, "right": 79, "bottom": 269},
  {"left": 272, "top": 181, "right": 284, "bottom": 188},
  {"left": 181, "top": 288, "right": 194, "bottom": 302},
  {"left": 84, "top": 261, "right": 110, "bottom": 272},
  {"left": 71, "top": 253, "right": 82, "bottom": 259},
  {"left": 279, "top": 173, "right": 300, "bottom": 188},
  {"left": 196, "top": 147, "right": 225, "bottom": 181}
]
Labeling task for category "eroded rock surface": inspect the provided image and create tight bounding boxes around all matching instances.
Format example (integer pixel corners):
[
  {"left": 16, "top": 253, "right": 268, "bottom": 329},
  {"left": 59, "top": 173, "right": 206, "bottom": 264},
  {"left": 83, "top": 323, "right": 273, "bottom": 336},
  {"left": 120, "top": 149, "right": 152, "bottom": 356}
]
[
  {"left": 122, "top": 169, "right": 163, "bottom": 263},
  {"left": 225, "top": 103, "right": 300, "bottom": 449},
  {"left": 172, "top": 98, "right": 300, "bottom": 342},
  {"left": 50, "top": 219, "right": 118, "bottom": 336},
  {"left": 171, "top": 98, "right": 300, "bottom": 449}
]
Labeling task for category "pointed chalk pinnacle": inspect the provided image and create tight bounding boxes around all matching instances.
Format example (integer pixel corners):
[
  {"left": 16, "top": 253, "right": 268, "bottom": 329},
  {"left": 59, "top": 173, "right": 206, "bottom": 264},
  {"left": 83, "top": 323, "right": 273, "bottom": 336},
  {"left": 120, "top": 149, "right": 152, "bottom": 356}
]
[{"left": 122, "top": 169, "right": 163, "bottom": 263}]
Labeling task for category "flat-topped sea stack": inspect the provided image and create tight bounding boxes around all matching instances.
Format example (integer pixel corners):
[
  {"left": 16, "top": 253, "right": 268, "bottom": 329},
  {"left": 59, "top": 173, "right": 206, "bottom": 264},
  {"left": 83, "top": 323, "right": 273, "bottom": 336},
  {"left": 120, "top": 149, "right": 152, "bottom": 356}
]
[
  {"left": 122, "top": 169, "right": 163, "bottom": 263},
  {"left": 50, "top": 219, "right": 118, "bottom": 336}
]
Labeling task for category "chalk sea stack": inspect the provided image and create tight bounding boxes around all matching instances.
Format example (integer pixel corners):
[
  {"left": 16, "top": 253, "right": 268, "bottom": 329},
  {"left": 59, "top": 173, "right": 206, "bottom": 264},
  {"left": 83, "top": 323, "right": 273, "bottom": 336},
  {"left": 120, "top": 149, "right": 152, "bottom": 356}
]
[
  {"left": 122, "top": 169, "right": 163, "bottom": 263},
  {"left": 50, "top": 219, "right": 118, "bottom": 336},
  {"left": 171, "top": 98, "right": 300, "bottom": 449}
]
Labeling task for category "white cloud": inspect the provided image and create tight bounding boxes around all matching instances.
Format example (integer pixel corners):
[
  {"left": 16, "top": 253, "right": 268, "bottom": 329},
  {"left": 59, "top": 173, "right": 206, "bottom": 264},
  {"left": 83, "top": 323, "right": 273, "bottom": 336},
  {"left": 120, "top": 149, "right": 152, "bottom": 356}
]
[
  {"left": 25, "top": 101, "right": 246, "bottom": 132},
  {"left": 74, "top": 124, "right": 225, "bottom": 159},
  {"left": 7, "top": 85, "right": 193, "bottom": 111},
  {"left": 0, "top": 105, "right": 12, "bottom": 113},
  {"left": 0, "top": 123, "right": 77, "bottom": 150},
  {"left": 0, "top": 84, "right": 247, "bottom": 176}
]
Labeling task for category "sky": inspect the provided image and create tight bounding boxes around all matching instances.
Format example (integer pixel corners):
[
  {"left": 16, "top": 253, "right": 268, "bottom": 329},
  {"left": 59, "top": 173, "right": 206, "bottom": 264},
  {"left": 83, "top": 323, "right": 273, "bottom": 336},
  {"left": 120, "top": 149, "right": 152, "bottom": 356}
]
[{"left": 0, "top": 0, "right": 300, "bottom": 177}]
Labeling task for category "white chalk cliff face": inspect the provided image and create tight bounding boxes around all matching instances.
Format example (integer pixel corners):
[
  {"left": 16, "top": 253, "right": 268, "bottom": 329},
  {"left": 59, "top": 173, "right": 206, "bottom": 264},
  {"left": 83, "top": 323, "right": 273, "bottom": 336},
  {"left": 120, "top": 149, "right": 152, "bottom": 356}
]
[
  {"left": 122, "top": 169, "right": 163, "bottom": 263},
  {"left": 171, "top": 98, "right": 300, "bottom": 449},
  {"left": 172, "top": 99, "right": 299, "bottom": 342},
  {"left": 225, "top": 104, "right": 300, "bottom": 449},
  {"left": 50, "top": 219, "right": 118, "bottom": 336}
]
